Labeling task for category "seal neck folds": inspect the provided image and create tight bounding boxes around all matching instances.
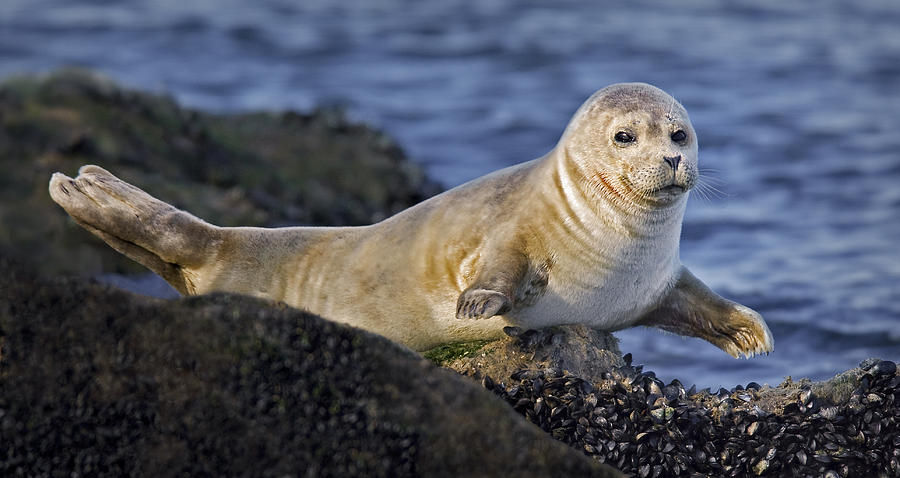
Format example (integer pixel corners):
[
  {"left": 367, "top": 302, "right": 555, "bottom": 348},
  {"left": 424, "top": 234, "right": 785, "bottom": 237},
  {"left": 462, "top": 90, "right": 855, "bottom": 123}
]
[{"left": 554, "top": 147, "right": 687, "bottom": 242}]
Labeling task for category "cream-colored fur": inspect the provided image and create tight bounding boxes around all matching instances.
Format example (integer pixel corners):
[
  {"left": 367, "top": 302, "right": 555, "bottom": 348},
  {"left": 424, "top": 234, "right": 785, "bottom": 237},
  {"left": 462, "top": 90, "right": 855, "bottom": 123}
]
[{"left": 49, "top": 83, "right": 773, "bottom": 357}]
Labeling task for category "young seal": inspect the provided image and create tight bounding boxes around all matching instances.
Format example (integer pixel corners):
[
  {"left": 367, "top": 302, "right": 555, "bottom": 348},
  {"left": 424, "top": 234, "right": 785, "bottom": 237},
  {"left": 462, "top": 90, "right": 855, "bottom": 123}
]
[{"left": 49, "top": 83, "right": 774, "bottom": 358}]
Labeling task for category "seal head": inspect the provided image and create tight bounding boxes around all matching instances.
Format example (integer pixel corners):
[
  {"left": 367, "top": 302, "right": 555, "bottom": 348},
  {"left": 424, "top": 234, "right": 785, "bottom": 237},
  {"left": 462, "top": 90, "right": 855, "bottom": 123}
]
[{"left": 562, "top": 83, "right": 698, "bottom": 209}]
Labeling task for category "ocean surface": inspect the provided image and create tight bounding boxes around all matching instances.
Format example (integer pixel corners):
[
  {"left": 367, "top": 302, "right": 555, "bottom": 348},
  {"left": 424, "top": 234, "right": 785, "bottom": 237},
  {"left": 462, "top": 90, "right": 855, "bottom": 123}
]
[{"left": 3, "top": 0, "right": 899, "bottom": 389}]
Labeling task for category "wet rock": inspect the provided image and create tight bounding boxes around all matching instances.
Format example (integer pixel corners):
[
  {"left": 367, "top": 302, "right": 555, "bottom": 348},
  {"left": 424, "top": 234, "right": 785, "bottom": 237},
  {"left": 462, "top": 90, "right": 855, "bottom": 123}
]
[{"left": 0, "top": 257, "right": 620, "bottom": 477}]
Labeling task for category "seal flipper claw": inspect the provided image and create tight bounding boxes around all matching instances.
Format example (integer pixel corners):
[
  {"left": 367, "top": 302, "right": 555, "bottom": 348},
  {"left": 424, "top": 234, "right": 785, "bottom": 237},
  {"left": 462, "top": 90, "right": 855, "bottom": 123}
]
[
  {"left": 456, "top": 288, "right": 511, "bottom": 320},
  {"left": 638, "top": 267, "right": 774, "bottom": 359}
]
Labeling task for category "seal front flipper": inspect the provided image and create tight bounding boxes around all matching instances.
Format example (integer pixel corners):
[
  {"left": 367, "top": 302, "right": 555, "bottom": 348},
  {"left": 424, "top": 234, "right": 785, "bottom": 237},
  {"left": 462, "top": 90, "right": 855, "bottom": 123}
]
[
  {"left": 455, "top": 247, "right": 535, "bottom": 320},
  {"left": 49, "top": 165, "right": 220, "bottom": 294},
  {"left": 638, "top": 267, "right": 774, "bottom": 358},
  {"left": 456, "top": 288, "right": 511, "bottom": 320}
]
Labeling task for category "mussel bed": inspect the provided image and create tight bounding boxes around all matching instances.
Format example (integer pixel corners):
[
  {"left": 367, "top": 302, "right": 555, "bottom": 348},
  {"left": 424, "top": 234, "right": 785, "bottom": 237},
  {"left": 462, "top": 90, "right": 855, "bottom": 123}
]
[{"left": 480, "top": 357, "right": 899, "bottom": 477}]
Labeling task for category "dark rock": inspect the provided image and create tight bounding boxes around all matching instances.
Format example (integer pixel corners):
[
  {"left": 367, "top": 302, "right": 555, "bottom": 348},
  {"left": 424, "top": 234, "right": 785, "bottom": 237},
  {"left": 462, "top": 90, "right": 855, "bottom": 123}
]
[{"left": 0, "top": 256, "right": 621, "bottom": 478}]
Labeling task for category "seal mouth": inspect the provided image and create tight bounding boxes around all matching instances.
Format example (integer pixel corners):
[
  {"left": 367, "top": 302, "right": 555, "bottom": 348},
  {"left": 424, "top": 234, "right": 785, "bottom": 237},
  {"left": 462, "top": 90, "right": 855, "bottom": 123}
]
[{"left": 652, "top": 184, "right": 686, "bottom": 195}]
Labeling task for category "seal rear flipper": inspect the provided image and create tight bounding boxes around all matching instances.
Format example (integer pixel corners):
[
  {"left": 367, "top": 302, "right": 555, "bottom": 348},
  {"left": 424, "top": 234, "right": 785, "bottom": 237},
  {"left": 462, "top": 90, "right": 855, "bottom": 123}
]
[
  {"left": 637, "top": 266, "right": 774, "bottom": 358},
  {"left": 73, "top": 216, "right": 193, "bottom": 294},
  {"left": 49, "top": 165, "right": 220, "bottom": 295}
]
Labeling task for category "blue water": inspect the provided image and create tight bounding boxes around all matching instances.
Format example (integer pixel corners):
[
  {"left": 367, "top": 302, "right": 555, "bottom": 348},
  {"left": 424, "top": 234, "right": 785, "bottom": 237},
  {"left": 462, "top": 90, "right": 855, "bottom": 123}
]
[{"left": 3, "top": 0, "right": 899, "bottom": 389}]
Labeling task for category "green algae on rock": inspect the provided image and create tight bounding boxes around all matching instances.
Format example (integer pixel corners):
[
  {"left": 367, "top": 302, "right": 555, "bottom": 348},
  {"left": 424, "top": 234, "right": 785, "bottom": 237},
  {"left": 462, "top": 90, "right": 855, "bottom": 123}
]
[
  {"left": 422, "top": 340, "right": 493, "bottom": 366},
  {"left": 445, "top": 325, "right": 625, "bottom": 385},
  {"left": 0, "top": 68, "right": 440, "bottom": 277}
]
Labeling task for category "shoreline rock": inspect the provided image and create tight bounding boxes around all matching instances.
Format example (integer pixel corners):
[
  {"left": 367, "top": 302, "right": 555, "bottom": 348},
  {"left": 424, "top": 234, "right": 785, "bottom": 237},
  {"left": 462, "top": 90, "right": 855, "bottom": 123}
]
[
  {"left": 0, "top": 256, "right": 620, "bottom": 477},
  {"left": 425, "top": 325, "right": 899, "bottom": 476}
]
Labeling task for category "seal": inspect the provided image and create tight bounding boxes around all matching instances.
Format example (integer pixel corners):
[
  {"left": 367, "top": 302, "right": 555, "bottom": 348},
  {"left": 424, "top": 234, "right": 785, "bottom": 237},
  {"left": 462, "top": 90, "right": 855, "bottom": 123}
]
[{"left": 49, "top": 83, "right": 774, "bottom": 358}]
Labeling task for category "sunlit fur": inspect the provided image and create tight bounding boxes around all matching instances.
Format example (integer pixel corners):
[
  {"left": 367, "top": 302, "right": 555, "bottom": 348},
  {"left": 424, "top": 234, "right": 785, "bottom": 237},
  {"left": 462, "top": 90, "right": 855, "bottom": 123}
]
[{"left": 49, "top": 83, "right": 773, "bottom": 357}]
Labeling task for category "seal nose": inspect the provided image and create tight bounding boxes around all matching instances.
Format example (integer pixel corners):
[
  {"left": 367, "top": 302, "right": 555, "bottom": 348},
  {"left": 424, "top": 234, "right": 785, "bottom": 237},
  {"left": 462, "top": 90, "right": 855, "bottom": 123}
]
[{"left": 663, "top": 155, "right": 681, "bottom": 171}]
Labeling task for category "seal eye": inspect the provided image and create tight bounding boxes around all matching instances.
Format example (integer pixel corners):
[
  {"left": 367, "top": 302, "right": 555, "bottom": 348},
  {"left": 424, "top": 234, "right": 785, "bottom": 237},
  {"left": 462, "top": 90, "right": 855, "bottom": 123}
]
[
  {"left": 614, "top": 131, "right": 635, "bottom": 144},
  {"left": 671, "top": 130, "right": 687, "bottom": 142}
]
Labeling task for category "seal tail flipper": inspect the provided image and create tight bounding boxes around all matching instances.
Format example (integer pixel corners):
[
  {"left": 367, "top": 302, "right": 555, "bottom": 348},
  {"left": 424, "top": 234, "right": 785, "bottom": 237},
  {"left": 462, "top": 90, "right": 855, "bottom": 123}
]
[
  {"left": 637, "top": 266, "right": 774, "bottom": 359},
  {"left": 49, "top": 165, "right": 220, "bottom": 295}
]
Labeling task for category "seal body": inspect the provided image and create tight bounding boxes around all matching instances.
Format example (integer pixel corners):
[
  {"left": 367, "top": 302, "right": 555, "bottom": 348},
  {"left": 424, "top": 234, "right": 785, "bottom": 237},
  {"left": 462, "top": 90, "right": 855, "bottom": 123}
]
[{"left": 49, "top": 83, "right": 774, "bottom": 357}]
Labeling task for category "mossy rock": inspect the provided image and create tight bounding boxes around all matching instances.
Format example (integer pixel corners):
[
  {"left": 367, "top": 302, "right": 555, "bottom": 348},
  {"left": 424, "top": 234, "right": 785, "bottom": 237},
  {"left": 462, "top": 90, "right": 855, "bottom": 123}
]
[
  {"left": 422, "top": 340, "right": 493, "bottom": 365},
  {"left": 444, "top": 325, "right": 625, "bottom": 385},
  {"left": 0, "top": 68, "right": 441, "bottom": 277}
]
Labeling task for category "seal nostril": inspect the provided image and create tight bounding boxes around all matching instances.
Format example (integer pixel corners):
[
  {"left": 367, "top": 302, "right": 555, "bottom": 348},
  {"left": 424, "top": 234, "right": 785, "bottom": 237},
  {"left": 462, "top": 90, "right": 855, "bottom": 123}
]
[{"left": 663, "top": 155, "right": 681, "bottom": 171}]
